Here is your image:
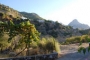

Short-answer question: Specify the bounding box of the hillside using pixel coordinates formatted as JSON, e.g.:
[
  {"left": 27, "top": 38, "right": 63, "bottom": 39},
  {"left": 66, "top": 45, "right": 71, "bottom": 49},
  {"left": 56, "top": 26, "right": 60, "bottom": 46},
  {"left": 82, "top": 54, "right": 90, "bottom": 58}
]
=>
[
  {"left": 68, "top": 19, "right": 90, "bottom": 30},
  {"left": 31, "top": 20, "right": 82, "bottom": 42},
  {"left": 0, "top": 3, "right": 22, "bottom": 18},
  {"left": 20, "top": 12, "right": 44, "bottom": 20}
]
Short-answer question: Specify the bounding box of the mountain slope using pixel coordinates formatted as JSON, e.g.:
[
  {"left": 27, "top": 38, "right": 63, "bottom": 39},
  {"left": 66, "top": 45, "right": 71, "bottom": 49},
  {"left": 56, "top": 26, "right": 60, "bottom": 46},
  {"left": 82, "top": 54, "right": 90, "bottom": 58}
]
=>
[
  {"left": 20, "top": 12, "right": 44, "bottom": 20},
  {"left": 31, "top": 20, "right": 82, "bottom": 42},
  {"left": 68, "top": 19, "right": 90, "bottom": 29},
  {"left": 0, "top": 4, "right": 22, "bottom": 18},
  {"left": 0, "top": 4, "right": 44, "bottom": 20}
]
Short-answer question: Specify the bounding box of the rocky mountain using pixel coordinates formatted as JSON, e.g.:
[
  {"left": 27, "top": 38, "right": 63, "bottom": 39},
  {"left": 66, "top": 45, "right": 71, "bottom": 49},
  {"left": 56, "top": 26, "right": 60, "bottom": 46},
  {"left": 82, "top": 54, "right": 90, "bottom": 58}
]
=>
[
  {"left": 20, "top": 12, "right": 44, "bottom": 20},
  {"left": 68, "top": 19, "right": 90, "bottom": 30}
]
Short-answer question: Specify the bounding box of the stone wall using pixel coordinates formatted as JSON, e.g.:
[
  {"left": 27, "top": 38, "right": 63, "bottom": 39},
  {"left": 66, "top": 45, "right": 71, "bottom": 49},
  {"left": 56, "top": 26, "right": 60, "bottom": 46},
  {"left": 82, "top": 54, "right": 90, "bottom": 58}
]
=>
[{"left": 0, "top": 53, "right": 58, "bottom": 60}]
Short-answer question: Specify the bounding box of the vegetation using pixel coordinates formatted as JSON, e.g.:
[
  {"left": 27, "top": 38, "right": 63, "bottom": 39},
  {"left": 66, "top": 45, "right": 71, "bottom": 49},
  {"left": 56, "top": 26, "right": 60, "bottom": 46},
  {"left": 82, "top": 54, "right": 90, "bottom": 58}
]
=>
[
  {"left": 78, "top": 37, "right": 90, "bottom": 54},
  {"left": 65, "top": 35, "right": 89, "bottom": 44},
  {"left": 0, "top": 4, "right": 22, "bottom": 18},
  {"left": 31, "top": 20, "right": 79, "bottom": 38},
  {"left": 38, "top": 37, "right": 60, "bottom": 54},
  {"left": 1, "top": 3, "right": 90, "bottom": 57},
  {"left": 63, "top": 34, "right": 90, "bottom": 54},
  {"left": 20, "top": 12, "right": 44, "bottom": 20},
  {"left": 0, "top": 33, "right": 11, "bottom": 53},
  {"left": 1, "top": 3, "right": 89, "bottom": 40},
  {"left": 0, "top": 15, "right": 60, "bottom": 57},
  {"left": 0, "top": 18, "right": 39, "bottom": 56}
]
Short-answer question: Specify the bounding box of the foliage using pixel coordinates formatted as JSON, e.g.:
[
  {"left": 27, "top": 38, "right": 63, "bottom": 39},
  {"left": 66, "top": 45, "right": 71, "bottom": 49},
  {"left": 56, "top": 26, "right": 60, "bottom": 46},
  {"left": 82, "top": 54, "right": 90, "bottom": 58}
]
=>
[
  {"left": 31, "top": 19, "right": 76, "bottom": 38},
  {"left": 0, "top": 33, "right": 11, "bottom": 52},
  {"left": 20, "top": 12, "right": 43, "bottom": 20},
  {"left": 78, "top": 35, "right": 90, "bottom": 54},
  {"left": 65, "top": 35, "right": 89, "bottom": 44},
  {"left": 0, "top": 14, "right": 62, "bottom": 56},
  {"left": 38, "top": 37, "right": 60, "bottom": 54},
  {"left": 0, "top": 19, "right": 40, "bottom": 56},
  {"left": 65, "top": 35, "right": 90, "bottom": 54}
]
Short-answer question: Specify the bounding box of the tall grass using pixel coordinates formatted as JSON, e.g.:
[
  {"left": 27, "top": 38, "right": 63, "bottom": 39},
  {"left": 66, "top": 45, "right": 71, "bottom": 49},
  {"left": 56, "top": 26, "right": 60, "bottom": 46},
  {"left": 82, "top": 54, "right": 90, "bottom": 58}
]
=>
[{"left": 38, "top": 37, "right": 60, "bottom": 54}]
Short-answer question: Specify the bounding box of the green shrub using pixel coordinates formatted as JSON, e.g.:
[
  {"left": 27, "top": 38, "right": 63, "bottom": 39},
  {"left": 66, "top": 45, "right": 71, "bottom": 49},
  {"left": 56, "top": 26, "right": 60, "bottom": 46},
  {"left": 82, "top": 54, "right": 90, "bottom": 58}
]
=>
[{"left": 65, "top": 35, "right": 89, "bottom": 44}]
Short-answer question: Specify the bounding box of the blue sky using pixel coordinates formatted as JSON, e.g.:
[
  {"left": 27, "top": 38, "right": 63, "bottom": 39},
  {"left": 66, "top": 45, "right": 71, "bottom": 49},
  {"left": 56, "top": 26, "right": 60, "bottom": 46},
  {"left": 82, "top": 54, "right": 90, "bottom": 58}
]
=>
[
  {"left": 0, "top": 0, "right": 90, "bottom": 26},
  {"left": 0, "top": 0, "right": 74, "bottom": 16}
]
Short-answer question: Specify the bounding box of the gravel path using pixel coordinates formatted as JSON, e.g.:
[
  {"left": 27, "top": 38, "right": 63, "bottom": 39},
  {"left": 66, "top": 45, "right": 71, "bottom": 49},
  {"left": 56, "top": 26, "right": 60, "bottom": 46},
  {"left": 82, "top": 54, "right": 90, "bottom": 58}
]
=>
[{"left": 57, "top": 43, "right": 90, "bottom": 60}]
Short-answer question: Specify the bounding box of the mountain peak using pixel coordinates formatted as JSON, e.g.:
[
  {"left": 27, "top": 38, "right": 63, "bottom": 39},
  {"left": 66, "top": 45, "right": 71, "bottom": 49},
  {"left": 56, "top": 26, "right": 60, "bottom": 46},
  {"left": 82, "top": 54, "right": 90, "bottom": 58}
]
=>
[
  {"left": 69, "top": 19, "right": 80, "bottom": 25},
  {"left": 72, "top": 19, "right": 79, "bottom": 23},
  {"left": 68, "top": 19, "right": 90, "bottom": 29}
]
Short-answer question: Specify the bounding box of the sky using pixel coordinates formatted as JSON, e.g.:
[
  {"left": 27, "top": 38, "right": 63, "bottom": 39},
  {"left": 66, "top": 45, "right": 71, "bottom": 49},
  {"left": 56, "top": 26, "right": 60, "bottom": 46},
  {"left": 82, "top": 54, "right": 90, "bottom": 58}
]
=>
[{"left": 0, "top": 0, "right": 90, "bottom": 26}]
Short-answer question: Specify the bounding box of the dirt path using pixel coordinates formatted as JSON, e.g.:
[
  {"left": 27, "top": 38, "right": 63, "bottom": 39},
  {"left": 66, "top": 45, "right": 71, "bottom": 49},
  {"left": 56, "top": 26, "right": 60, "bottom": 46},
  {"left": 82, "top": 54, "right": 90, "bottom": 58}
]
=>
[{"left": 57, "top": 43, "right": 90, "bottom": 60}]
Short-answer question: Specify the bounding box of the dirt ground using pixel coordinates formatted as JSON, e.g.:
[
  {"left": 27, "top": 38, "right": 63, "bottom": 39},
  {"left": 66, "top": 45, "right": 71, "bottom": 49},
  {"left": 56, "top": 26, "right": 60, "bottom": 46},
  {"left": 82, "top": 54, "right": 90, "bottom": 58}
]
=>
[{"left": 57, "top": 43, "right": 90, "bottom": 60}]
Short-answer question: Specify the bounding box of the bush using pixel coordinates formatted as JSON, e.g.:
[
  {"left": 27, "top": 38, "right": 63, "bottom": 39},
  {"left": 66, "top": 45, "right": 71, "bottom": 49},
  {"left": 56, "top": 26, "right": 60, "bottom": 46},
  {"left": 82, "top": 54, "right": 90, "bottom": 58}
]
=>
[
  {"left": 65, "top": 35, "right": 89, "bottom": 44},
  {"left": 38, "top": 37, "right": 60, "bottom": 54}
]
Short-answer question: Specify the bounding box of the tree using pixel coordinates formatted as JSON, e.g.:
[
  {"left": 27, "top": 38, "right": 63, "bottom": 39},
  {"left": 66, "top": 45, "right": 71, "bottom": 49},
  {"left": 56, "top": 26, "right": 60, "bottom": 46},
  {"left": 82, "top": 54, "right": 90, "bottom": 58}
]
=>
[
  {"left": 0, "top": 20, "right": 40, "bottom": 56},
  {"left": 8, "top": 20, "right": 40, "bottom": 56}
]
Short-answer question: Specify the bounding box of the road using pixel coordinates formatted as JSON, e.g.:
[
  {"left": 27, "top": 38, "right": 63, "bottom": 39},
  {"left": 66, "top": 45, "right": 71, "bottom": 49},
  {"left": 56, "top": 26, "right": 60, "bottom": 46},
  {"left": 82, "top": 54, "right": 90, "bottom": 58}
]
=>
[{"left": 57, "top": 43, "right": 90, "bottom": 60}]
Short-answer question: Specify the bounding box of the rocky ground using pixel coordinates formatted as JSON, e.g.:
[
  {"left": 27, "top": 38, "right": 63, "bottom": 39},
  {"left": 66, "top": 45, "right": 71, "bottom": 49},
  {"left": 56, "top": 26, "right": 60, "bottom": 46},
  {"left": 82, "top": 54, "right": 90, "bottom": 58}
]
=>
[{"left": 57, "top": 43, "right": 90, "bottom": 60}]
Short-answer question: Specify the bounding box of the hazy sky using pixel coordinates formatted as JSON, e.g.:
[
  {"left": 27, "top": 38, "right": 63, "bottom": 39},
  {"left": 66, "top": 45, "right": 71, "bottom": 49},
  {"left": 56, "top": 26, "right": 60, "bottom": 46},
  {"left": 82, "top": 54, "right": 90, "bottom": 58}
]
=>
[{"left": 0, "top": 0, "right": 90, "bottom": 26}]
